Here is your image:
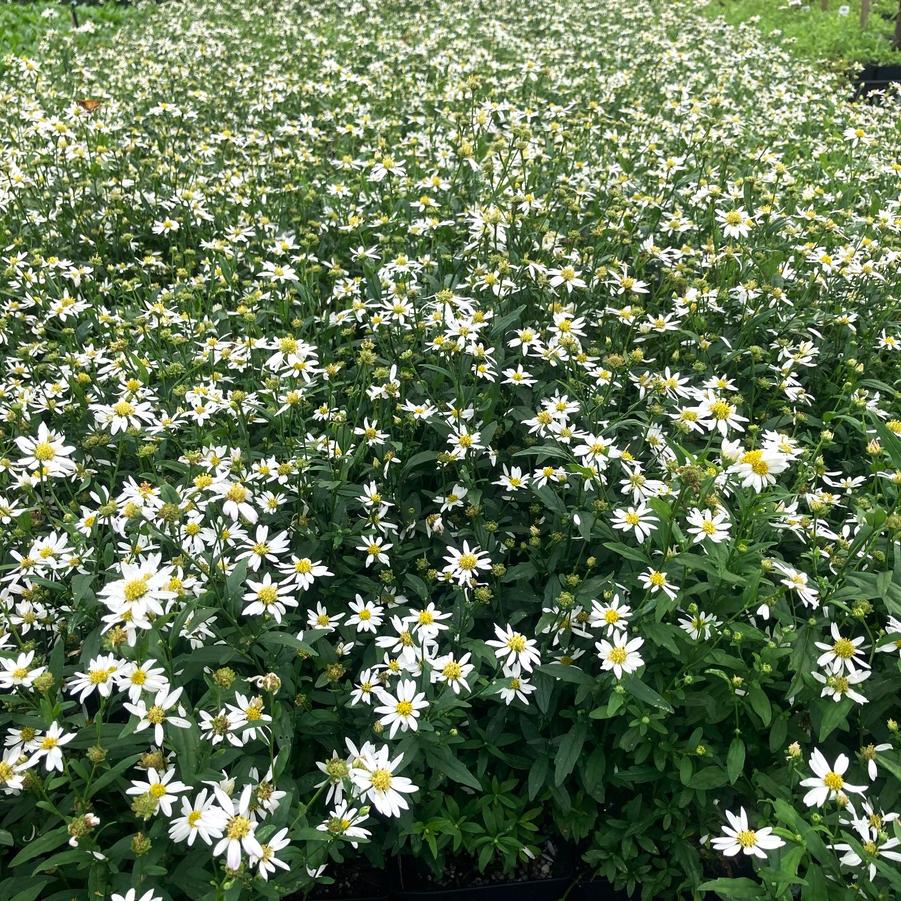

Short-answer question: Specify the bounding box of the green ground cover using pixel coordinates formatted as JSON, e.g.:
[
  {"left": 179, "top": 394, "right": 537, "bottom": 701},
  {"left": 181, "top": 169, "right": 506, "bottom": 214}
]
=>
[
  {"left": 0, "top": 1, "right": 143, "bottom": 57},
  {"left": 701, "top": 0, "right": 901, "bottom": 66}
]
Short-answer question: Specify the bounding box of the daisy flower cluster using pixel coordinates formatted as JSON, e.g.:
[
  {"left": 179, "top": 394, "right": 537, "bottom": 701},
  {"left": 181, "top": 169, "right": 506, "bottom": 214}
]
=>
[{"left": 0, "top": 0, "right": 899, "bottom": 898}]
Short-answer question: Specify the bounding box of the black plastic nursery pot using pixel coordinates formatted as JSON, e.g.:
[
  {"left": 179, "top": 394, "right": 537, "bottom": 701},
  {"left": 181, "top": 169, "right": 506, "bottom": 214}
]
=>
[
  {"left": 304, "top": 844, "right": 630, "bottom": 901},
  {"left": 305, "top": 863, "right": 392, "bottom": 901},
  {"left": 394, "top": 875, "right": 573, "bottom": 901},
  {"left": 307, "top": 874, "right": 629, "bottom": 901},
  {"left": 855, "top": 63, "right": 901, "bottom": 97}
]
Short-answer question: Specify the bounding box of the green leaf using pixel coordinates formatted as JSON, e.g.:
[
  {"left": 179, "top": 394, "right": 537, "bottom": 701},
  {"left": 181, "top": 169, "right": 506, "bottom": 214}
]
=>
[
  {"left": 621, "top": 674, "right": 674, "bottom": 713},
  {"left": 776, "top": 844, "right": 805, "bottom": 881},
  {"left": 528, "top": 755, "right": 548, "bottom": 800},
  {"left": 875, "top": 752, "right": 901, "bottom": 783},
  {"left": 582, "top": 746, "right": 606, "bottom": 800},
  {"left": 871, "top": 413, "right": 901, "bottom": 468},
  {"left": 502, "top": 561, "right": 537, "bottom": 583},
  {"left": 532, "top": 484, "right": 567, "bottom": 516},
  {"left": 33, "top": 849, "right": 89, "bottom": 873},
  {"left": 554, "top": 721, "right": 588, "bottom": 785},
  {"left": 817, "top": 699, "right": 852, "bottom": 742},
  {"left": 87, "top": 752, "right": 143, "bottom": 799},
  {"left": 699, "top": 877, "right": 765, "bottom": 899},
  {"left": 256, "top": 629, "right": 319, "bottom": 656},
  {"left": 168, "top": 720, "right": 199, "bottom": 779},
  {"left": 727, "top": 737, "right": 745, "bottom": 784},
  {"left": 602, "top": 541, "right": 648, "bottom": 565},
  {"left": 537, "top": 663, "right": 595, "bottom": 686},
  {"left": 9, "top": 880, "right": 53, "bottom": 901},
  {"left": 404, "top": 572, "right": 429, "bottom": 599},
  {"left": 8, "top": 827, "right": 69, "bottom": 868},
  {"left": 768, "top": 714, "right": 788, "bottom": 753},
  {"left": 675, "top": 552, "right": 746, "bottom": 586},
  {"left": 773, "top": 799, "right": 830, "bottom": 864},
  {"left": 403, "top": 450, "right": 440, "bottom": 473},
  {"left": 748, "top": 685, "right": 772, "bottom": 726},
  {"left": 691, "top": 766, "right": 729, "bottom": 790},
  {"left": 432, "top": 747, "right": 482, "bottom": 791},
  {"left": 513, "top": 445, "right": 571, "bottom": 462},
  {"left": 801, "top": 864, "right": 827, "bottom": 900},
  {"left": 642, "top": 621, "right": 682, "bottom": 654}
]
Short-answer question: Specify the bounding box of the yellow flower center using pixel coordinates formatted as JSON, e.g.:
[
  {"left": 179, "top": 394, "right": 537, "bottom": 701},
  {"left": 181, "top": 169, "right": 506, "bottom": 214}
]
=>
[
  {"left": 257, "top": 585, "right": 278, "bottom": 605},
  {"left": 226, "top": 815, "right": 251, "bottom": 840},
  {"left": 737, "top": 829, "right": 757, "bottom": 848},
  {"left": 396, "top": 700, "right": 414, "bottom": 717},
  {"left": 740, "top": 449, "right": 769, "bottom": 475},
  {"left": 832, "top": 638, "right": 855, "bottom": 659},
  {"left": 123, "top": 577, "right": 149, "bottom": 602},
  {"left": 442, "top": 661, "right": 463, "bottom": 680},
  {"left": 608, "top": 647, "right": 627, "bottom": 665},
  {"left": 507, "top": 634, "right": 526, "bottom": 653},
  {"left": 458, "top": 553, "right": 477, "bottom": 571},
  {"left": 226, "top": 484, "right": 248, "bottom": 503},
  {"left": 823, "top": 771, "right": 844, "bottom": 791},
  {"left": 370, "top": 769, "right": 392, "bottom": 791},
  {"left": 33, "top": 441, "right": 56, "bottom": 461}
]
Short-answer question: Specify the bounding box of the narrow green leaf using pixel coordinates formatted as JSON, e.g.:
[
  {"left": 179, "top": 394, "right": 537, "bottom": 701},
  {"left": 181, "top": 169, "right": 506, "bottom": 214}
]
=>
[
  {"left": 621, "top": 674, "right": 674, "bottom": 713},
  {"left": 817, "top": 699, "right": 852, "bottom": 742},
  {"left": 602, "top": 541, "right": 648, "bottom": 565},
  {"left": 698, "top": 877, "right": 765, "bottom": 899},
  {"left": 528, "top": 755, "right": 548, "bottom": 800},
  {"left": 432, "top": 747, "right": 482, "bottom": 791},
  {"left": 727, "top": 737, "right": 745, "bottom": 784},
  {"left": 748, "top": 685, "right": 772, "bottom": 726},
  {"left": 554, "top": 721, "right": 588, "bottom": 785},
  {"left": 8, "top": 827, "right": 69, "bottom": 868}
]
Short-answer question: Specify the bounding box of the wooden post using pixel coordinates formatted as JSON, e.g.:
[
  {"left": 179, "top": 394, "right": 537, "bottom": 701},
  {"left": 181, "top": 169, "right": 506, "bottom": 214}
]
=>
[
  {"left": 820, "top": 0, "right": 828, "bottom": 9},
  {"left": 860, "top": 0, "right": 871, "bottom": 29}
]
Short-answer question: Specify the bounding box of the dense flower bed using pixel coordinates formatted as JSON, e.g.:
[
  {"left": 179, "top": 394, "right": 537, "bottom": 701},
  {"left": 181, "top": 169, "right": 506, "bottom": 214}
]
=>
[{"left": 0, "top": 0, "right": 900, "bottom": 898}]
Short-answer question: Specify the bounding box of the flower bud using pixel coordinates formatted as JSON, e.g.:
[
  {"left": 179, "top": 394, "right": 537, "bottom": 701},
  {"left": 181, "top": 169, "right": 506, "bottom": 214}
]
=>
[{"left": 131, "top": 832, "right": 152, "bottom": 856}]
